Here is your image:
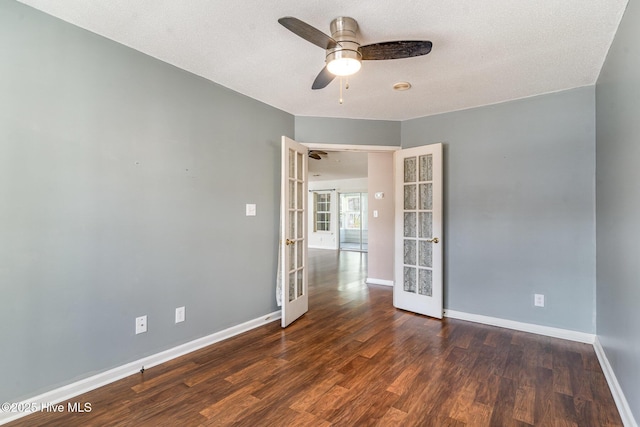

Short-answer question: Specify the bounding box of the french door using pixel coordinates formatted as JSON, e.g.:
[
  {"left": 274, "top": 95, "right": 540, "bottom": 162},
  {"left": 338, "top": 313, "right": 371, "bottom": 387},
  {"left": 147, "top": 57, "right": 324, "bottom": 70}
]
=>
[
  {"left": 339, "top": 192, "right": 368, "bottom": 252},
  {"left": 393, "top": 143, "right": 443, "bottom": 318},
  {"left": 280, "top": 136, "right": 309, "bottom": 327}
]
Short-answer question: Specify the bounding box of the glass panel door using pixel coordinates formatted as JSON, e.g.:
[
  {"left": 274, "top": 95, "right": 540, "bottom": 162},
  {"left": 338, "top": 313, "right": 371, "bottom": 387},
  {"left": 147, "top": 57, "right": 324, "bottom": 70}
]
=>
[
  {"left": 394, "top": 144, "right": 443, "bottom": 318},
  {"left": 339, "top": 193, "right": 368, "bottom": 252},
  {"left": 281, "top": 137, "right": 308, "bottom": 327}
]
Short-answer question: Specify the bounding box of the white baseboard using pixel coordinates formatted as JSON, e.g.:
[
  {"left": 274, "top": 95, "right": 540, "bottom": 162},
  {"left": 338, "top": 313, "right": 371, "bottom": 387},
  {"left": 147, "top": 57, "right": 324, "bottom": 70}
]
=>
[
  {"left": 443, "top": 309, "right": 596, "bottom": 344},
  {"left": 593, "top": 337, "right": 638, "bottom": 427},
  {"left": 366, "top": 278, "right": 394, "bottom": 287},
  {"left": 0, "top": 311, "right": 281, "bottom": 426}
]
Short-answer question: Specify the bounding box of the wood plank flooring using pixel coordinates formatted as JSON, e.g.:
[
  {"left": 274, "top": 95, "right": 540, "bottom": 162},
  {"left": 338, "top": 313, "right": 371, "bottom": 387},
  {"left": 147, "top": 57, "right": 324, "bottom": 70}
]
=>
[{"left": 9, "top": 249, "right": 622, "bottom": 426}]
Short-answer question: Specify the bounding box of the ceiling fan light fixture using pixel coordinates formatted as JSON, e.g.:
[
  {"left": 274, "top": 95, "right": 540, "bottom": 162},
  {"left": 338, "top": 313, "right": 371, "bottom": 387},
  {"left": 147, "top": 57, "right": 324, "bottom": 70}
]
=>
[
  {"left": 325, "top": 17, "right": 361, "bottom": 77},
  {"left": 326, "top": 51, "right": 362, "bottom": 76}
]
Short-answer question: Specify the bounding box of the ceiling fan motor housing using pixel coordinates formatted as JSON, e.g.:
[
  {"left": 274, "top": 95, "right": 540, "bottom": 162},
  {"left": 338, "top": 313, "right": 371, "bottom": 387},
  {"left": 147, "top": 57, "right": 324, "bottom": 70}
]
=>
[{"left": 326, "top": 17, "right": 362, "bottom": 73}]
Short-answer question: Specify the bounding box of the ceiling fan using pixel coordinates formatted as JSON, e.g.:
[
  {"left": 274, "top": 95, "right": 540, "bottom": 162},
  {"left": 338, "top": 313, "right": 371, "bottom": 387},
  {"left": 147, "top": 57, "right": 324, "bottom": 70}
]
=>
[
  {"left": 278, "top": 16, "right": 432, "bottom": 90},
  {"left": 308, "top": 150, "right": 327, "bottom": 160}
]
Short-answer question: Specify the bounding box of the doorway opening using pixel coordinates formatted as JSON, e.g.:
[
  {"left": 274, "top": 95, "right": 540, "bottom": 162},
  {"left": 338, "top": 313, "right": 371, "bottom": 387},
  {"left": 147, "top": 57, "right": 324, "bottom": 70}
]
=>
[
  {"left": 339, "top": 192, "right": 368, "bottom": 252},
  {"left": 303, "top": 143, "right": 398, "bottom": 306}
]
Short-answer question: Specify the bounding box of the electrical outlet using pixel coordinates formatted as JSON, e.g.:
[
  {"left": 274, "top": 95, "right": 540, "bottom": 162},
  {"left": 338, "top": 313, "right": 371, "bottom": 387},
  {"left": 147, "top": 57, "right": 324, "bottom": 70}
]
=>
[
  {"left": 175, "top": 306, "right": 185, "bottom": 324},
  {"left": 135, "top": 315, "right": 147, "bottom": 334},
  {"left": 534, "top": 294, "right": 545, "bottom": 307}
]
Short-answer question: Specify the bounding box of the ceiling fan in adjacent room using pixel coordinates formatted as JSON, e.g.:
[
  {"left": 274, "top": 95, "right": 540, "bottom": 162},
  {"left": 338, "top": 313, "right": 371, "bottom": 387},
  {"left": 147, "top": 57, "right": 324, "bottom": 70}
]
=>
[
  {"left": 308, "top": 150, "right": 328, "bottom": 160},
  {"left": 278, "top": 16, "right": 433, "bottom": 90}
]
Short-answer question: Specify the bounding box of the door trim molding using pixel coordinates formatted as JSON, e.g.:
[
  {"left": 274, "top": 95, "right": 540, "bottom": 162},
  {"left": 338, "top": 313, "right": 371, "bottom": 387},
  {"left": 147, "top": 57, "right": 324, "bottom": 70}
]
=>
[{"left": 301, "top": 143, "right": 400, "bottom": 153}]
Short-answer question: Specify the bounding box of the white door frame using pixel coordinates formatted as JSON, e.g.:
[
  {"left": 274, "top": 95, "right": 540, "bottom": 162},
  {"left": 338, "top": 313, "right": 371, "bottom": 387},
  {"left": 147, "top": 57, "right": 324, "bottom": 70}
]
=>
[{"left": 302, "top": 143, "right": 399, "bottom": 154}]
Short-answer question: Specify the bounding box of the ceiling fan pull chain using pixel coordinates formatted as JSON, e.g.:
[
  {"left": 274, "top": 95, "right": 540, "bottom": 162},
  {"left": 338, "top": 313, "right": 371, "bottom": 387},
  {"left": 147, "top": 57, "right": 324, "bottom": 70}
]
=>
[
  {"left": 345, "top": 77, "right": 350, "bottom": 90},
  {"left": 339, "top": 76, "right": 344, "bottom": 104}
]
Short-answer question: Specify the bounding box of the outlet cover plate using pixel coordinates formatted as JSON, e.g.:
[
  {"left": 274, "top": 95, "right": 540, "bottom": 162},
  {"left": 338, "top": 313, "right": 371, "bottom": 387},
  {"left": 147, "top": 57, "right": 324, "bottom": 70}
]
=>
[{"left": 135, "top": 315, "right": 147, "bottom": 334}]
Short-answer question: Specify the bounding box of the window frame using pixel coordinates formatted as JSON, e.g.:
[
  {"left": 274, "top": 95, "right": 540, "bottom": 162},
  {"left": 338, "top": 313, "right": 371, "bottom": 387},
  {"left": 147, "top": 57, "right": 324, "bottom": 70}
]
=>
[{"left": 313, "top": 191, "right": 332, "bottom": 233}]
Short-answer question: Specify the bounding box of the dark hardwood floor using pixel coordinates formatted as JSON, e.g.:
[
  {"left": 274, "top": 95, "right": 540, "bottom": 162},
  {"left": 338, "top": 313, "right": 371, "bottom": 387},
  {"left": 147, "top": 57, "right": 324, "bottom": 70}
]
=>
[{"left": 10, "top": 249, "right": 622, "bottom": 426}]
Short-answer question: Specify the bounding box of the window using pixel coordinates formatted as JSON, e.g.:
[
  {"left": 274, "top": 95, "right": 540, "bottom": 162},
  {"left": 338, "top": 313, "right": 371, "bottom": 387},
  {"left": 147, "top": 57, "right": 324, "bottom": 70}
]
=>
[{"left": 313, "top": 192, "right": 331, "bottom": 232}]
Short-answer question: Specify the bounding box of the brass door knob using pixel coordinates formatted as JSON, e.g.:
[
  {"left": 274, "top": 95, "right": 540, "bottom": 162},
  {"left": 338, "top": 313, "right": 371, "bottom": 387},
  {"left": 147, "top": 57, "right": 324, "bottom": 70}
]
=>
[
  {"left": 426, "top": 237, "right": 439, "bottom": 244},
  {"left": 286, "top": 239, "right": 295, "bottom": 246}
]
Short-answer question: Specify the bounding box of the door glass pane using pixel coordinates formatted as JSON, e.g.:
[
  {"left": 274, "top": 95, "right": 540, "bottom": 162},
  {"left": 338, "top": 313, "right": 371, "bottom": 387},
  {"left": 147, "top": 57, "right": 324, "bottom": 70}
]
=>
[
  {"left": 297, "top": 211, "right": 303, "bottom": 239},
  {"left": 418, "top": 212, "right": 433, "bottom": 238},
  {"left": 289, "top": 211, "right": 295, "bottom": 239},
  {"left": 419, "top": 154, "right": 433, "bottom": 181},
  {"left": 403, "top": 266, "right": 416, "bottom": 293},
  {"left": 289, "top": 181, "right": 295, "bottom": 209},
  {"left": 296, "top": 182, "right": 303, "bottom": 209},
  {"left": 404, "top": 239, "right": 416, "bottom": 265},
  {"left": 404, "top": 212, "right": 416, "bottom": 237},
  {"left": 297, "top": 241, "right": 303, "bottom": 269},
  {"left": 289, "top": 243, "right": 295, "bottom": 271},
  {"left": 418, "top": 269, "right": 433, "bottom": 296},
  {"left": 297, "top": 152, "right": 303, "bottom": 180},
  {"left": 404, "top": 157, "right": 417, "bottom": 183},
  {"left": 419, "top": 183, "right": 433, "bottom": 210},
  {"left": 289, "top": 149, "right": 295, "bottom": 178},
  {"left": 289, "top": 272, "right": 296, "bottom": 301},
  {"left": 404, "top": 185, "right": 416, "bottom": 210},
  {"left": 297, "top": 270, "right": 303, "bottom": 297},
  {"left": 419, "top": 241, "right": 433, "bottom": 268}
]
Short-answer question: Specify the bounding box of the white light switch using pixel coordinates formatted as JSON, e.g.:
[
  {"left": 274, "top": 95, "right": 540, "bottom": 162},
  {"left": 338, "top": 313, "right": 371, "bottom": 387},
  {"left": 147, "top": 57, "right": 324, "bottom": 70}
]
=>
[
  {"left": 373, "top": 210, "right": 379, "bottom": 218},
  {"left": 246, "top": 204, "right": 256, "bottom": 216},
  {"left": 175, "top": 306, "right": 185, "bottom": 323}
]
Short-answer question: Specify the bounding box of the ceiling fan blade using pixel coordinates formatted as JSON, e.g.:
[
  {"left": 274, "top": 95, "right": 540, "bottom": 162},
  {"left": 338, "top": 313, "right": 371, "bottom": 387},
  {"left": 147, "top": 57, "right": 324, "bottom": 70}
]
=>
[
  {"left": 360, "top": 40, "right": 433, "bottom": 60},
  {"left": 278, "top": 17, "right": 337, "bottom": 50},
  {"left": 309, "top": 152, "right": 322, "bottom": 160},
  {"left": 311, "top": 150, "right": 328, "bottom": 156},
  {"left": 312, "top": 66, "right": 336, "bottom": 90}
]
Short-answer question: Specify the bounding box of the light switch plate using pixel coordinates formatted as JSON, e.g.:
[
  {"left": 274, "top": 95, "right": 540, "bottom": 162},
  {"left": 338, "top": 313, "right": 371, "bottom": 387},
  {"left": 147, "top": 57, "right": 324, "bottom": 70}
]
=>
[
  {"left": 175, "top": 306, "right": 185, "bottom": 323},
  {"left": 246, "top": 204, "right": 256, "bottom": 216}
]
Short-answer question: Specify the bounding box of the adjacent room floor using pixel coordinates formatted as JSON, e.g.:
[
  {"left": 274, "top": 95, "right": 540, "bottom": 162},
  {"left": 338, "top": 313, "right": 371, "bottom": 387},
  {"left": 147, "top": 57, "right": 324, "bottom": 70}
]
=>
[{"left": 9, "top": 249, "right": 622, "bottom": 426}]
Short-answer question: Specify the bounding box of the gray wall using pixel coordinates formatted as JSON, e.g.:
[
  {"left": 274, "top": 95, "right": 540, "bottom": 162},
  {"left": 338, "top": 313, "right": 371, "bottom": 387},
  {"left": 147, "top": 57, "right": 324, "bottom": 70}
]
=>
[
  {"left": 596, "top": 0, "right": 640, "bottom": 421},
  {"left": 402, "top": 87, "right": 597, "bottom": 333},
  {"left": 0, "top": 2, "right": 293, "bottom": 402},
  {"left": 295, "top": 116, "right": 400, "bottom": 146}
]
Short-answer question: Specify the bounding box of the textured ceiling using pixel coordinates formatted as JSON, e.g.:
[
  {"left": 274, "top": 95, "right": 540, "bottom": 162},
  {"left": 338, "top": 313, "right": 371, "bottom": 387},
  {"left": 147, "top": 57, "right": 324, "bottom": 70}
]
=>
[
  {"left": 17, "top": 0, "right": 628, "bottom": 120},
  {"left": 308, "top": 151, "right": 368, "bottom": 182}
]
